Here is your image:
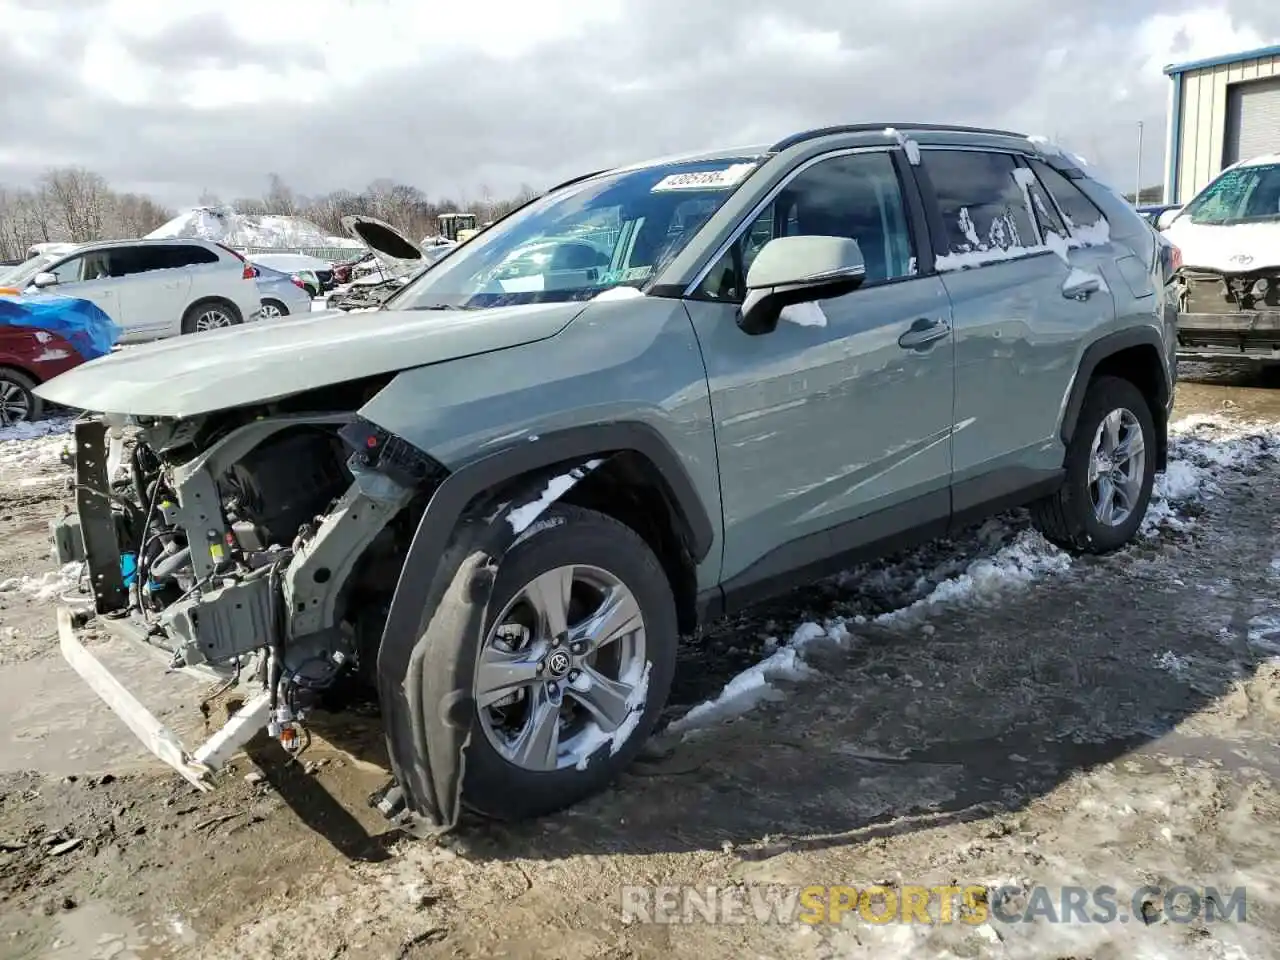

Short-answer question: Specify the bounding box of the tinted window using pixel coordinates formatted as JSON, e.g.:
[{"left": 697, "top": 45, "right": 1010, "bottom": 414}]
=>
[
  {"left": 1027, "top": 159, "right": 1106, "bottom": 233},
  {"left": 1019, "top": 168, "right": 1067, "bottom": 238},
  {"left": 115, "top": 244, "right": 219, "bottom": 275},
  {"left": 695, "top": 151, "right": 916, "bottom": 302},
  {"left": 925, "top": 150, "right": 1036, "bottom": 254}
]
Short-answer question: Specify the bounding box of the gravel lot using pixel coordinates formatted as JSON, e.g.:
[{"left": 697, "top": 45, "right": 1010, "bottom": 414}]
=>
[{"left": 0, "top": 361, "right": 1277, "bottom": 960}]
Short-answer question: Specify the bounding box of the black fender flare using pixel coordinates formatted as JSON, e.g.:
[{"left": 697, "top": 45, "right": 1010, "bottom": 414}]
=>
[
  {"left": 374, "top": 422, "right": 714, "bottom": 829},
  {"left": 1060, "top": 326, "right": 1171, "bottom": 448}
]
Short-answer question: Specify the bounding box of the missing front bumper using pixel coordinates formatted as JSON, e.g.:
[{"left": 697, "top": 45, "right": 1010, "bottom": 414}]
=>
[{"left": 55, "top": 605, "right": 272, "bottom": 790}]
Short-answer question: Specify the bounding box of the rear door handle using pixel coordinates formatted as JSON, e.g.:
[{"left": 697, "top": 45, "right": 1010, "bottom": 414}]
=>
[{"left": 898, "top": 317, "right": 950, "bottom": 350}]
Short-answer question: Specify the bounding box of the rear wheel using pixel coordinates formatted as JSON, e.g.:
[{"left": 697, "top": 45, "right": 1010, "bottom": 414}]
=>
[
  {"left": 1031, "top": 375, "right": 1156, "bottom": 553},
  {"left": 181, "top": 300, "right": 242, "bottom": 335},
  {"left": 0, "top": 369, "right": 41, "bottom": 426},
  {"left": 259, "top": 298, "right": 289, "bottom": 319},
  {"left": 460, "top": 505, "right": 677, "bottom": 820}
]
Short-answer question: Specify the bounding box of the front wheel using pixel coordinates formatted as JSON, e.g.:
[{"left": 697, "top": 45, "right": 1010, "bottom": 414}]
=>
[
  {"left": 0, "top": 369, "right": 41, "bottom": 426},
  {"left": 460, "top": 504, "right": 677, "bottom": 820},
  {"left": 1031, "top": 375, "right": 1156, "bottom": 553}
]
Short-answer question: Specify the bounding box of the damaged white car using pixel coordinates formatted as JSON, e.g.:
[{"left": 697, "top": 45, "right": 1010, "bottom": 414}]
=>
[{"left": 1161, "top": 153, "right": 1280, "bottom": 361}]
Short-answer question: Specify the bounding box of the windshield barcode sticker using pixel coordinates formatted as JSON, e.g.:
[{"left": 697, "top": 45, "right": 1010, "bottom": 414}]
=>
[{"left": 651, "top": 164, "right": 756, "bottom": 192}]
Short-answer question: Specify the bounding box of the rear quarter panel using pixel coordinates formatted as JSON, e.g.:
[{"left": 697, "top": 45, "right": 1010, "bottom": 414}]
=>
[{"left": 358, "top": 296, "right": 724, "bottom": 588}]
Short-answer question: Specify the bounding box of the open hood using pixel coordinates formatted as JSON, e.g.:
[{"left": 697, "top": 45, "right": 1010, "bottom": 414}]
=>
[
  {"left": 33, "top": 302, "right": 586, "bottom": 419},
  {"left": 342, "top": 215, "right": 423, "bottom": 267}
]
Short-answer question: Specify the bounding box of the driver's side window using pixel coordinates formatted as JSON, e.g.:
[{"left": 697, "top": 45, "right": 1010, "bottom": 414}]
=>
[
  {"left": 50, "top": 256, "right": 84, "bottom": 284},
  {"left": 693, "top": 150, "right": 917, "bottom": 302}
]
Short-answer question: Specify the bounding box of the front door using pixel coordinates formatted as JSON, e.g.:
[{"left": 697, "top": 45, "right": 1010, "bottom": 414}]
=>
[
  {"left": 684, "top": 148, "right": 955, "bottom": 590},
  {"left": 40, "top": 251, "right": 123, "bottom": 335}
]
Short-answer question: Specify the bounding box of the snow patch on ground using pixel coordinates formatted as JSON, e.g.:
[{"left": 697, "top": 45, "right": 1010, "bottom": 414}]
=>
[
  {"left": 0, "top": 417, "right": 73, "bottom": 478},
  {"left": 0, "top": 562, "right": 85, "bottom": 603}
]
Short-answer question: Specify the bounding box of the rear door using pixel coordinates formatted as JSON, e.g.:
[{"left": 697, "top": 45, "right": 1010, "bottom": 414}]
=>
[
  {"left": 111, "top": 245, "right": 197, "bottom": 339},
  {"left": 916, "top": 147, "right": 1117, "bottom": 521}
]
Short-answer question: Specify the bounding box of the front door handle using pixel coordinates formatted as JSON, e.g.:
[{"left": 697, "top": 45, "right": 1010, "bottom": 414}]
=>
[
  {"left": 1062, "top": 273, "right": 1101, "bottom": 300},
  {"left": 898, "top": 317, "right": 950, "bottom": 350}
]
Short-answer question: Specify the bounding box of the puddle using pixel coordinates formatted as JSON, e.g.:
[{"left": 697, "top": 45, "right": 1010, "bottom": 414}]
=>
[
  {"left": 0, "top": 637, "right": 209, "bottom": 776},
  {"left": 47, "top": 900, "right": 195, "bottom": 959}
]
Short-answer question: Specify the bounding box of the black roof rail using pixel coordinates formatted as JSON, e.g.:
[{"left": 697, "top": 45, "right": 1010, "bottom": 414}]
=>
[
  {"left": 769, "top": 123, "right": 1029, "bottom": 153},
  {"left": 545, "top": 168, "right": 612, "bottom": 194}
]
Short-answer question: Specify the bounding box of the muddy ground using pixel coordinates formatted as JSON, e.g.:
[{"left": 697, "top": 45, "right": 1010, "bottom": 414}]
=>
[{"left": 0, "top": 362, "right": 1278, "bottom": 959}]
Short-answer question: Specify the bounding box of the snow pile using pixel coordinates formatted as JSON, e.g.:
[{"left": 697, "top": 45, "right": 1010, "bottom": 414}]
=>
[
  {"left": 670, "top": 413, "right": 1280, "bottom": 736},
  {"left": 146, "top": 207, "right": 362, "bottom": 251},
  {"left": 0, "top": 562, "right": 85, "bottom": 603},
  {"left": 1142, "top": 414, "right": 1280, "bottom": 534}
]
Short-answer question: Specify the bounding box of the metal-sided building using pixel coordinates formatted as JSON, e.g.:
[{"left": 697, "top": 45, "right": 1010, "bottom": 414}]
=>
[{"left": 1164, "top": 44, "right": 1280, "bottom": 204}]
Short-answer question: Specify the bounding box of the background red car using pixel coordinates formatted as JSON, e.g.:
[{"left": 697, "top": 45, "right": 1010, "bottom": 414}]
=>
[{"left": 0, "top": 325, "right": 85, "bottom": 426}]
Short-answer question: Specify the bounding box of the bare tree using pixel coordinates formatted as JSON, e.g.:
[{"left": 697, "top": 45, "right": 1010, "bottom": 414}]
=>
[
  {"left": 264, "top": 173, "right": 297, "bottom": 215},
  {"left": 41, "top": 167, "right": 113, "bottom": 242}
]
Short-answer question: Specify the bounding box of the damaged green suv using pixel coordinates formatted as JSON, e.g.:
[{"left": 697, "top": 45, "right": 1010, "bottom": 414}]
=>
[{"left": 39, "top": 123, "right": 1178, "bottom": 833}]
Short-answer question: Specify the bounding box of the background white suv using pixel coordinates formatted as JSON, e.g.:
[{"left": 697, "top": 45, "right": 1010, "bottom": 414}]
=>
[{"left": 4, "top": 238, "right": 263, "bottom": 343}]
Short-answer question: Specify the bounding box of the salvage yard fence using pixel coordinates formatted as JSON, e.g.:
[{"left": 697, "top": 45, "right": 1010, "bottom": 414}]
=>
[{"left": 236, "top": 245, "right": 367, "bottom": 263}]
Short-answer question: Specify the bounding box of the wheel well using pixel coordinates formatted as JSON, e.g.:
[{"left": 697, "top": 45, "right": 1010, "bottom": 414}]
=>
[
  {"left": 1087, "top": 344, "right": 1168, "bottom": 467},
  {"left": 557, "top": 451, "right": 700, "bottom": 635},
  {"left": 0, "top": 363, "right": 37, "bottom": 385},
  {"left": 184, "top": 296, "right": 242, "bottom": 322}
]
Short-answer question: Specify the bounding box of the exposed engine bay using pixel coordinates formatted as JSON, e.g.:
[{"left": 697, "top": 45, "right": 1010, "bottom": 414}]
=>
[
  {"left": 52, "top": 379, "right": 445, "bottom": 756},
  {"left": 1175, "top": 266, "right": 1280, "bottom": 355}
]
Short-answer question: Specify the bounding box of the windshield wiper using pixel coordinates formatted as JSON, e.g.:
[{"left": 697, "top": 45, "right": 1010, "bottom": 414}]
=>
[{"left": 410, "top": 303, "right": 461, "bottom": 311}]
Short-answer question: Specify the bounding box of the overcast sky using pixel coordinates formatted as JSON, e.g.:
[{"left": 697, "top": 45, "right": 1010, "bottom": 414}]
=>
[{"left": 2, "top": 0, "right": 1278, "bottom": 208}]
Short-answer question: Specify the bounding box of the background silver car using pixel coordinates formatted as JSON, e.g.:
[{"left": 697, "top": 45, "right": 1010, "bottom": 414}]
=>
[{"left": 252, "top": 262, "right": 314, "bottom": 318}]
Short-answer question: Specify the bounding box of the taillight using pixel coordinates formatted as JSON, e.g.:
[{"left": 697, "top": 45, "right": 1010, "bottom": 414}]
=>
[
  {"left": 291, "top": 276, "right": 306, "bottom": 290},
  {"left": 1170, "top": 244, "right": 1183, "bottom": 272},
  {"left": 214, "top": 242, "right": 256, "bottom": 280}
]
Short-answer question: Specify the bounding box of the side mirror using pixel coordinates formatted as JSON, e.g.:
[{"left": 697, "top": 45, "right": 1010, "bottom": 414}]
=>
[
  {"left": 738, "top": 235, "right": 866, "bottom": 335},
  {"left": 32, "top": 271, "right": 58, "bottom": 289},
  {"left": 1156, "top": 207, "right": 1182, "bottom": 231}
]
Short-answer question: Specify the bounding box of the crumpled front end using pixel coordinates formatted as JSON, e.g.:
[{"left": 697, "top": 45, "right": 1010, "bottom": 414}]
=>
[
  {"left": 1175, "top": 265, "right": 1280, "bottom": 359},
  {"left": 49, "top": 394, "right": 605, "bottom": 833}
]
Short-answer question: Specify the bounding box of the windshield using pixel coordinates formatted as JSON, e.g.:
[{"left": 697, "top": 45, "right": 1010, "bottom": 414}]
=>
[
  {"left": 1182, "top": 162, "right": 1280, "bottom": 225},
  {"left": 389, "top": 156, "right": 762, "bottom": 310},
  {"left": 0, "top": 255, "right": 59, "bottom": 287}
]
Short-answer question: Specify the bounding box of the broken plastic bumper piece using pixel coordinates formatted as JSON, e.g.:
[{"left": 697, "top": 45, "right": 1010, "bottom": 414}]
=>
[{"left": 55, "top": 605, "right": 272, "bottom": 791}]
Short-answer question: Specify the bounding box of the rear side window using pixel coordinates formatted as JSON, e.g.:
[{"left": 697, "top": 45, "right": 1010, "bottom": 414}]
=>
[
  {"left": 113, "top": 244, "right": 220, "bottom": 276},
  {"left": 924, "top": 150, "right": 1036, "bottom": 255},
  {"left": 1026, "top": 159, "right": 1107, "bottom": 235}
]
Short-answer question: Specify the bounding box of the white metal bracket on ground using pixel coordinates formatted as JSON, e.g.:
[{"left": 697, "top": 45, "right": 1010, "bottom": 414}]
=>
[{"left": 57, "top": 605, "right": 271, "bottom": 790}]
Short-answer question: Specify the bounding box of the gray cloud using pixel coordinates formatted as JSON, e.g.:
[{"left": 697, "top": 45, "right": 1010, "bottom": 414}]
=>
[
  {"left": 119, "top": 11, "right": 325, "bottom": 72},
  {"left": 0, "top": 0, "right": 1276, "bottom": 206}
]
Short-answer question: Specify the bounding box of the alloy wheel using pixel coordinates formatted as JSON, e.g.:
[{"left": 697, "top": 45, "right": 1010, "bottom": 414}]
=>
[
  {"left": 0, "top": 377, "right": 32, "bottom": 426},
  {"left": 1088, "top": 407, "right": 1145, "bottom": 527},
  {"left": 475, "top": 564, "right": 648, "bottom": 772},
  {"left": 194, "top": 308, "right": 235, "bottom": 331}
]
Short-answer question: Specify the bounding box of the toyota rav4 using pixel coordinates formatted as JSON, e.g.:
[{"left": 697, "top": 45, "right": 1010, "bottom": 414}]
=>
[{"left": 37, "top": 123, "right": 1178, "bottom": 834}]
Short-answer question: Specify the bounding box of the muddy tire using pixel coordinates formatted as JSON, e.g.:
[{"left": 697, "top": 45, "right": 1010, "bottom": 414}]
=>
[
  {"left": 0, "top": 368, "right": 42, "bottom": 426},
  {"left": 180, "top": 299, "right": 242, "bottom": 335},
  {"left": 461, "top": 504, "right": 677, "bottom": 821},
  {"left": 1031, "top": 375, "right": 1156, "bottom": 553}
]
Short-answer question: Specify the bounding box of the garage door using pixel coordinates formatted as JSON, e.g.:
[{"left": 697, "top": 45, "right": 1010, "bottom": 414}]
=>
[{"left": 1223, "top": 76, "right": 1280, "bottom": 166}]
